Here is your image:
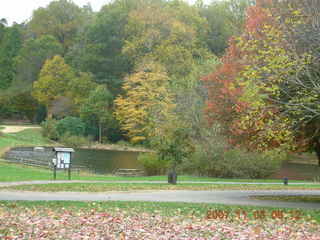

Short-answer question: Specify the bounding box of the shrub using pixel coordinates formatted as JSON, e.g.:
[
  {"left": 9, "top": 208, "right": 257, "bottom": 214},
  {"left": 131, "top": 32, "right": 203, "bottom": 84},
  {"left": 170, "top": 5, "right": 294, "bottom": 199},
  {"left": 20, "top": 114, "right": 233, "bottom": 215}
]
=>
[
  {"left": 56, "top": 117, "right": 86, "bottom": 137},
  {"left": 138, "top": 153, "right": 169, "bottom": 176},
  {"left": 41, "top": 119, "right": 59, "bottom": 140},
  {"left": 59, "top": 133, "right": 91, "bottom": 148},
  {"left": 183, "top": 146, "right": 285, "bottom": 179},
  {"left": 220, "top": 149, "right": 285, "bottom": 178},
  {"left": 35, "top": 105, "right": 47, "bottom": 124}
]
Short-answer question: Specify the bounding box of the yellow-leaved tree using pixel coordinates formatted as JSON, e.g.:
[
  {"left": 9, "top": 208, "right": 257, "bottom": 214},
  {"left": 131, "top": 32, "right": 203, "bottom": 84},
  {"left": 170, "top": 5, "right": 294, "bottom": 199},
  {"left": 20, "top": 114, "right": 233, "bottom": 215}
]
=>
[
  {"left": 114, "top": 62, "right": 175, "bottom": 143},
  {"left": 32, "top": 55, "right": 75, "bottom": 119}
]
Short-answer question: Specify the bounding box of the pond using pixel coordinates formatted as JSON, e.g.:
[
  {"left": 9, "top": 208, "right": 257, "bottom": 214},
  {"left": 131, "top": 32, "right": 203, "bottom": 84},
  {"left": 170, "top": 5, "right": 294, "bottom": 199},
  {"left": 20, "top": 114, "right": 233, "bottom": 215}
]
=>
[
  {"left": 4, "top": 147, "right": 142, "bottom": 174},
  {"left": 74, "top": 148, "right": 142, "bottom": 174}
]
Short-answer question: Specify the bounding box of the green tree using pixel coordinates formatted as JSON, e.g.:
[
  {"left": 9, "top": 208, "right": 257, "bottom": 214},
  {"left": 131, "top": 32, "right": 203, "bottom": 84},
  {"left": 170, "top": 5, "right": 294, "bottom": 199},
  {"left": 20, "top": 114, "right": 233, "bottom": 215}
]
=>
[
  {"left": 68, "top": 0, "right": 137, "bottom": 94},
  {"left": 32, "top": 55, "right": 75, "bottom": 119},
  {"left": 200, "top": 0, "right": 254, "bottom": 55},
  {"left": 15, "top": 35, "right": 64, "bottom": 88},
  {"left": 67, "top": 72, "right": 97, "bottom": 110},
  {"left": 0, "top": 24, "right": 22, "bottom": 89},
  {"left": 80, "top": 85, "right": 113, "bottom": 143},
  {"left": 0, "top": 18, "right": 7, "bottom": 42},
  {"left": 28, "top": 0, "right": 86, "bottom": 52}
]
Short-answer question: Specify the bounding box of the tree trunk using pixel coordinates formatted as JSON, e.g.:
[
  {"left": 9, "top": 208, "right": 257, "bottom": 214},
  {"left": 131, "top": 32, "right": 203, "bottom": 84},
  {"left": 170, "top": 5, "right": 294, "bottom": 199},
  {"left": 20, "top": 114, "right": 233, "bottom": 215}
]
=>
[
  {"left": 314, "top": 139, "right": 320, "bottom": 166},
  {"left": 99, "top": 122, "right": 102, "bottom": 143},
  {"left": 168, "top": 162, "right": 177, "bottom": 184},
  {"left": 47, "top": 106, "right": 53, "bottom": 119}
]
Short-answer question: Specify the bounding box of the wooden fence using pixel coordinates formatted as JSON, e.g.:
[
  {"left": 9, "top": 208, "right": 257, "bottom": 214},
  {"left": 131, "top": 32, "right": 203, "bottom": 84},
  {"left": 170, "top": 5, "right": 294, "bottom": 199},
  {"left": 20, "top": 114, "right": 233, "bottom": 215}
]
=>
[{"left": 0, "top": 158, "right": 88, "bottom": 173}]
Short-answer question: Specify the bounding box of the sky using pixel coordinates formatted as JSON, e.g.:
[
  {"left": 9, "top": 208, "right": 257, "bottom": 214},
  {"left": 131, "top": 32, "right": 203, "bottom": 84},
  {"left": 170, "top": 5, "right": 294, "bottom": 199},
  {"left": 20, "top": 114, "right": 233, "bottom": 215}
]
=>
[
  {"left": 1, "top": 0, "right": 111, "bottom": 25},
  {"left": 0, "top": 0, "right": 202, "bottom": 25}
]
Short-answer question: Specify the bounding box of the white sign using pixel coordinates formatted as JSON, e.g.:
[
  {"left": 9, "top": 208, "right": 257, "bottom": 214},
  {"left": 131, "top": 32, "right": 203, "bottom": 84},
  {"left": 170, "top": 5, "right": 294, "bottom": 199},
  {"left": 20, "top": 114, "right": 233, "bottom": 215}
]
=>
[{"left": 56, "top": 152, "right": 71, "bottom": 169}]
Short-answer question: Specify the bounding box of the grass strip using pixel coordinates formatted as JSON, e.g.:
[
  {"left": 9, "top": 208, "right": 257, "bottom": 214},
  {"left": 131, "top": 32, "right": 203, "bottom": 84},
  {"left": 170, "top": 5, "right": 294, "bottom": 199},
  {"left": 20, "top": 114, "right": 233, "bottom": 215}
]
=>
[
  {"left": 0, "top": 162, "right": 315, "bottom": 183},
  {"left": 253, "top": 195, "right": 320, "bottom": 203},
  {"left": 1, "top": 182, "right": 320, "bottom": 192}
]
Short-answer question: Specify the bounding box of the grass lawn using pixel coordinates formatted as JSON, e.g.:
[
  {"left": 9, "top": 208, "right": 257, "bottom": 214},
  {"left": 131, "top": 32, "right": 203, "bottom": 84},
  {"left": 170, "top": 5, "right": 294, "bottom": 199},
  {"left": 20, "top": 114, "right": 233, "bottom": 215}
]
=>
[
  {"left": 0, "top": 161, "right": 317, "bottom": 184},
  {"left": 0, "top": 128, "right": 50, "bottom": 147},
  {"left": 0, "top": 201, "right": 319, "bottom": 239},
  {"left": 252, "top": 195, "right": 320, "bottom": 203},
  {"left": 2, "top": 182, "right": 320, "bottom": 192}
]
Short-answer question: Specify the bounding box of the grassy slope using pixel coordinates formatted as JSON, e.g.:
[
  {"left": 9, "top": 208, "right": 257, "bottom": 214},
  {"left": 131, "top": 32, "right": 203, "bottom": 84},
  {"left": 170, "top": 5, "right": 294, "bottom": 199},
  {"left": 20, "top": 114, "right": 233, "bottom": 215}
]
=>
[{"left": 0, "top": 128, "right": 52, "bottom": 154}]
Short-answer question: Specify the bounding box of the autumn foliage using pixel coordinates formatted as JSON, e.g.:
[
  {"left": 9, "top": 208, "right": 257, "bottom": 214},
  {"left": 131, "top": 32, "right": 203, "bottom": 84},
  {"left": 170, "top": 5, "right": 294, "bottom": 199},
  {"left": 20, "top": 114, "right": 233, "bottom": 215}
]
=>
[
  {"left": 202, "top": 39, "right": 245, "bottom": 137},
  {"left": 203, "top": 1, "right": 299, "bottom": 151}
]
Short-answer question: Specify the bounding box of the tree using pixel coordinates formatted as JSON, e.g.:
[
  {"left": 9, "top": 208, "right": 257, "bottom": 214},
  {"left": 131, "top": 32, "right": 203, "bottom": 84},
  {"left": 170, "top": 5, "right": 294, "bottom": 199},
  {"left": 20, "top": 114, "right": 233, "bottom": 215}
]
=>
[
  {"left": 200, "top": 0, "right": 254, "bottom": 55},
  {"left": 28, "top": 0, "right": 86, "bottom": 52},
  {"left": 151, "top": 119, "right": 194, "bottom": 183},
  {"left": 0, "top": 18, "right": 7, "bottom": 42},
  {"left": 32, "top": 55, "right": 75, "bottom": 119},
  {"left": 203, "top": 0, "right": 300, "bottom": 151},
  {"left": 123, "top": 0, "right": 210, "bottom": 79},
  {"left": 67, "top": 72, "right": 97, "bottom": 109},
  {"left": 203, "top": 38, "right": 245, "bottom": 143},
  {"left": 8, "top": 92, "right": 38, "bottom": 122},
  {"left": 80, "top": 85, "right": 113, "bottom": 143},
  {"left": 0, "top": 24, "right": 22, "bottom": 89},
  {"left": 15, "top": 35, "right": 64, "bottom": 88},
  {"left": 114, "top": 62, "right": 175, "bottom": 143},
  {"left": 269, "top": 0, "right": 320, "bottom": 164},
  {"left": 68, "top": 0, "right": 135, "bottom": 94}
]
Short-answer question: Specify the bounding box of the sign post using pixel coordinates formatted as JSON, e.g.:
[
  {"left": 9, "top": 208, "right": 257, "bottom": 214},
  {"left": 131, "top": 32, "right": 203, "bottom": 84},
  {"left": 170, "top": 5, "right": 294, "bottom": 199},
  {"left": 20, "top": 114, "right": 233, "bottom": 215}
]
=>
[{"left": 53, "top": 159, "right": 57, "bottom": 180}]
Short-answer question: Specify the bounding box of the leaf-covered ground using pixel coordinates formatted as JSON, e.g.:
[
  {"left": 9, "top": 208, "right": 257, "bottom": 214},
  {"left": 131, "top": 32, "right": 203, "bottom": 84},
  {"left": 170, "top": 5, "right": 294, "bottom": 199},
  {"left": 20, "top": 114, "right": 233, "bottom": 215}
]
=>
[{"left": 0, "top": 205, "right": 319, "bottom": 240}]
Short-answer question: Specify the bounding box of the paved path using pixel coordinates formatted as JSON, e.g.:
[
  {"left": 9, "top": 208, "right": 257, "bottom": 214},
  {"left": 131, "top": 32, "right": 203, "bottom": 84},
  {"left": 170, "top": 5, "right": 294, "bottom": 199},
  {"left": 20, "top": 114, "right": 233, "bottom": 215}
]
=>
[
  {"left": 0, "top": 125, "right": 40, "bottom": 134},
  {"left": 0, "top": 180, "right": 318, "bottom": 187},
  {"left": 0, "top": 181, "right": 319, "bottom": 209}
]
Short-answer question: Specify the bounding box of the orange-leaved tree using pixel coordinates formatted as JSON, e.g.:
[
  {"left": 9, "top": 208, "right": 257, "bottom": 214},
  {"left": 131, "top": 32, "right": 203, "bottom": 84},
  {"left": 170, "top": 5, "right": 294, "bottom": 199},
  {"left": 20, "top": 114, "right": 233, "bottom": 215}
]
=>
[{"left": 203, "top": 0, "right": 306, "bottom": 151}]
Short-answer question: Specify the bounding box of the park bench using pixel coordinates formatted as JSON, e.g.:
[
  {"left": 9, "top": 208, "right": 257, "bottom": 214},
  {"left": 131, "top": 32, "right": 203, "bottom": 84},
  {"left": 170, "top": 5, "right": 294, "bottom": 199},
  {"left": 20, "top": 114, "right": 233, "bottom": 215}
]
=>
[{"left": 113, "top": 168, "right": 145, "bottom": 177}]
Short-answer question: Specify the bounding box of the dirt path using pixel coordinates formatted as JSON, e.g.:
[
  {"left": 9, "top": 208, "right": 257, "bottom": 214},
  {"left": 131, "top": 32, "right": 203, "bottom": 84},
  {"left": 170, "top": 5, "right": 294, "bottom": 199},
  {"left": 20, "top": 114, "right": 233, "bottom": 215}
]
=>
[{"left": 0, "top": 125, "right": 40, "bottom": 134}]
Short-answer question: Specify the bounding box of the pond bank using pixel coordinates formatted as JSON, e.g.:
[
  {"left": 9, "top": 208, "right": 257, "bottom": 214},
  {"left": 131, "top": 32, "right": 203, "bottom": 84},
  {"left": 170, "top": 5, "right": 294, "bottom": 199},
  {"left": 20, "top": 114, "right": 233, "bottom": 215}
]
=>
[{"left": 81, "top": 143, "right": 154, "bottom": 153}]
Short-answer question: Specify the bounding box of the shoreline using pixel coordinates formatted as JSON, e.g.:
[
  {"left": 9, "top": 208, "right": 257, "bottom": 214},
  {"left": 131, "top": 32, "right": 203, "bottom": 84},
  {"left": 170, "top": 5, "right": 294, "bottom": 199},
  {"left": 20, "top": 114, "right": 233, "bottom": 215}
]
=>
[{"left": 80, "top": 143, "right": 154, "bottom": 153}]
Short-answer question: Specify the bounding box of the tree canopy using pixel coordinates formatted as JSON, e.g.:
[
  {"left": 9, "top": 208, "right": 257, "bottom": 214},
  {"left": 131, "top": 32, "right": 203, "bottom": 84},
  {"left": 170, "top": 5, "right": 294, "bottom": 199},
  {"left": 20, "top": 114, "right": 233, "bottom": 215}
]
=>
[{"left": 2, "top": 0, "right": 320, "bottom": 170}]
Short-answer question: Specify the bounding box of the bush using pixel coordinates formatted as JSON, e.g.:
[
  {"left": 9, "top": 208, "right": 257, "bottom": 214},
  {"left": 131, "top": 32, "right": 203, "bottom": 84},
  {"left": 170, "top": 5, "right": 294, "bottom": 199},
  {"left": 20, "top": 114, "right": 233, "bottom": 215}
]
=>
[
  {"left": 138, "top": 153, "right": 169, "bottom": 176},
  {"left": 116, "top": 140, "right": 132, "bottom": 147},
  {"left": 41, "top": 119, "right": 59, "bottom": 140},
  {"left": 221, "top": 149, "right": 285, "bottom": 178},
  {"left": 183, "top": 146, "right": 285, "bottom": 179},
  {"left": 56, "top": 117, "right": 86, "bottom": 137},
  {"left": 59, "top": 133, "right": 91, "bottom": 148}
]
